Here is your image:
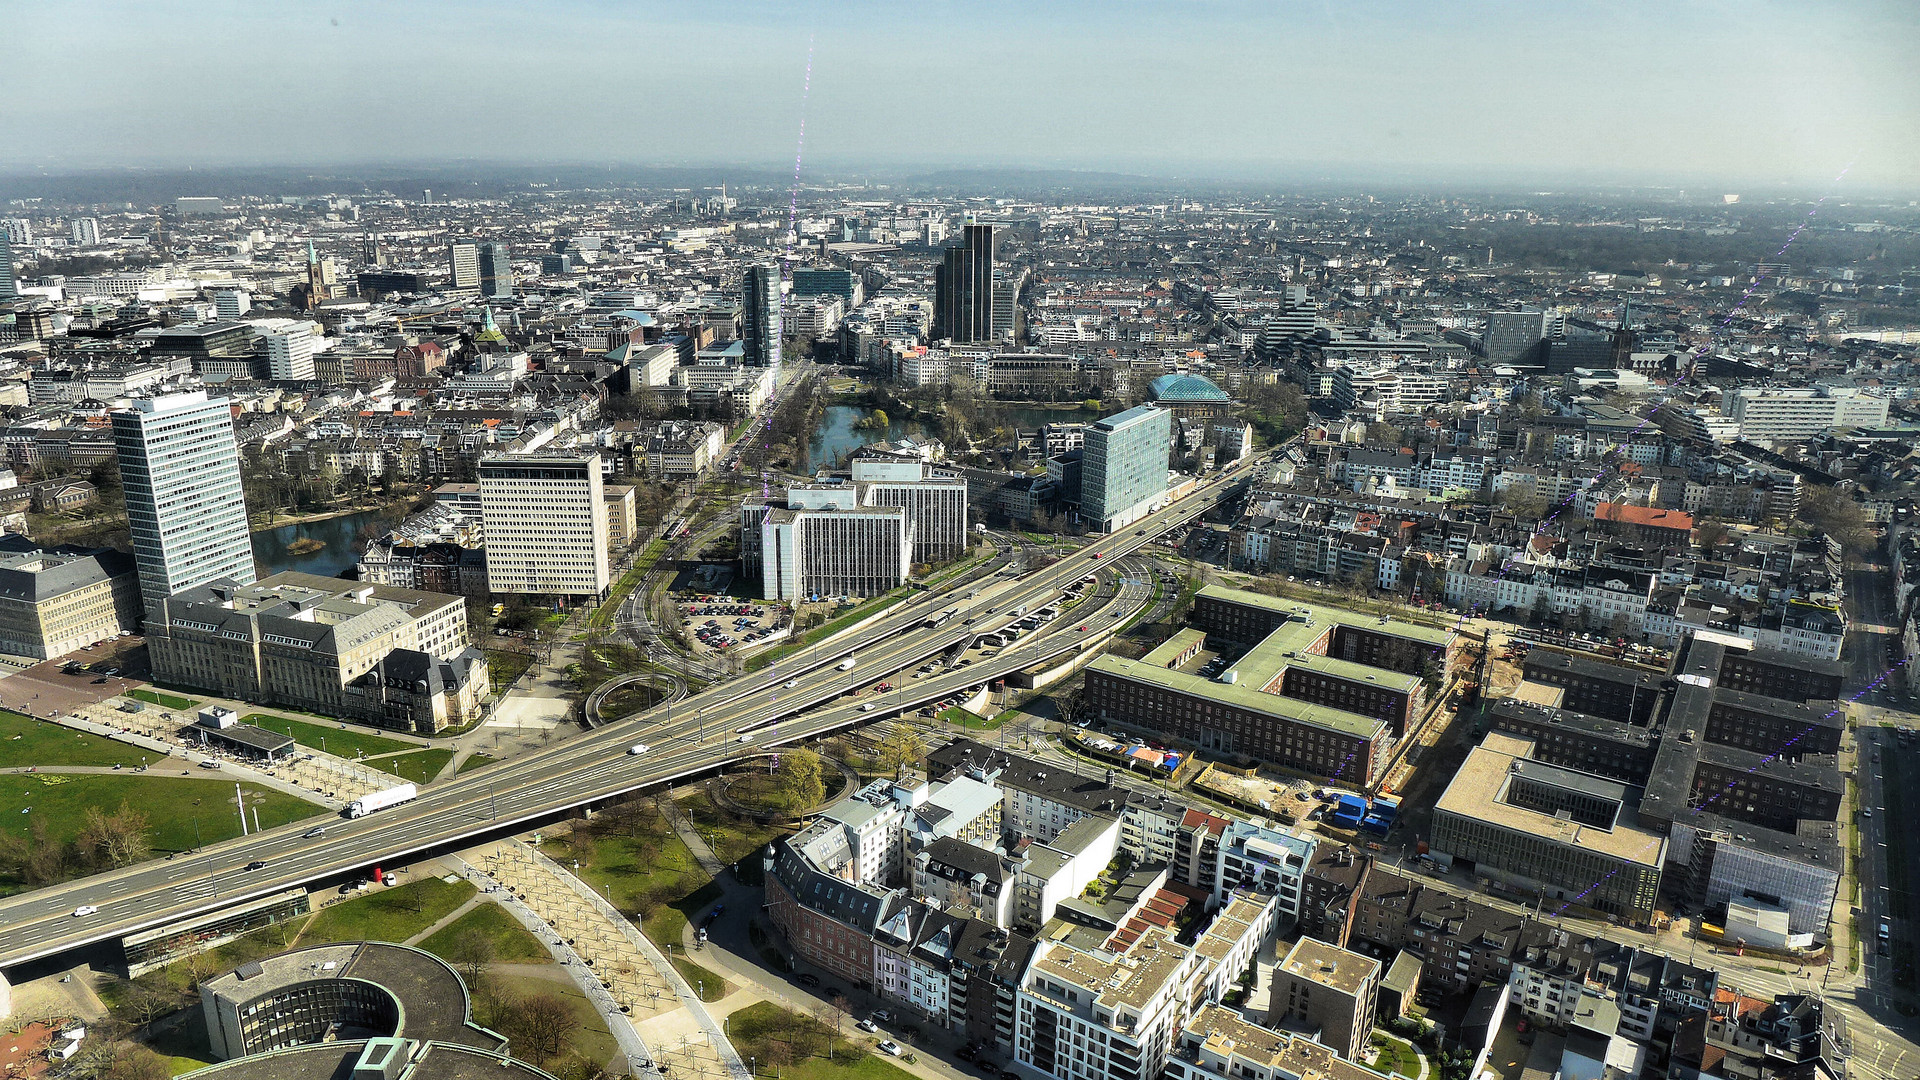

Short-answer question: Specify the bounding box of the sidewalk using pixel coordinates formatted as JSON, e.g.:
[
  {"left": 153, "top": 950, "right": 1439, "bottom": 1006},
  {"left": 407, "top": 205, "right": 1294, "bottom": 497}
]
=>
[{"left": 463, "top": 838, "right": 750, "bottom": 1080}]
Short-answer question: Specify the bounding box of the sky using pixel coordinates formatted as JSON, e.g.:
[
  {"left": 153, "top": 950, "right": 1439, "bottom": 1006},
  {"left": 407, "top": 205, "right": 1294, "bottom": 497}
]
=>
[{"left": 5, "top": 0, "right": 1917, "bottom": 192}]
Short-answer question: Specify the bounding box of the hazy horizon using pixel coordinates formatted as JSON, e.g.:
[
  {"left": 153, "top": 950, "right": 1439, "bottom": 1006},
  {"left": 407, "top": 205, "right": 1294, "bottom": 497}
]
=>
[{"left": 6, "top": 0, "right": 1918, "bottom": 195}]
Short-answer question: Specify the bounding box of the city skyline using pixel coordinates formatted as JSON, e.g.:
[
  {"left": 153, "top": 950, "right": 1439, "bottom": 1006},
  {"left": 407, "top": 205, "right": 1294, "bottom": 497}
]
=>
[{"left": 4, "top": 1, "right": 1917, "bottom": 192}]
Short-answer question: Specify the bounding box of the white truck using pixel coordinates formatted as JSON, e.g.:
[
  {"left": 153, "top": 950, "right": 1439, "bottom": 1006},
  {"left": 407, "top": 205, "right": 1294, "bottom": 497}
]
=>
[
  {"left": 836, "top": 657, "right": 856, "bottom": 671},
  {"left": 344, "top": 783, "right": 418, "bottom": 819}
]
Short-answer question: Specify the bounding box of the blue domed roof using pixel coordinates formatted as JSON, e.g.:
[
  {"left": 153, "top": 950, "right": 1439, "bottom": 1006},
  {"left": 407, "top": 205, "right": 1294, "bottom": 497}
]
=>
[{"left": 1148, "top": 373, "right": 1230, "bottom": 403}]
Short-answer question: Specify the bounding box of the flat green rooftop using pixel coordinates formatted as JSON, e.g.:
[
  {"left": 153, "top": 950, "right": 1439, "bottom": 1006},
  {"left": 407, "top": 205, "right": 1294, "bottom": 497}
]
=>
[{"left": 1088, "top": 584, "right": 1458, "bottom": 741}]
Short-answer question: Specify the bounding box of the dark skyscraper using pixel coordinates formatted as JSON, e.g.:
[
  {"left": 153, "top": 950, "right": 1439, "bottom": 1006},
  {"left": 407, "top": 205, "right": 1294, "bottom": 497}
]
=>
[
  {"left": 478, "top": 242, "right": 514, "bottom": 298},
  {"left": 742, "top": 263, "right": 782, "bottom": 366},
  {"left": 934, "top": 223, "right": 995, "bottom": 342}
]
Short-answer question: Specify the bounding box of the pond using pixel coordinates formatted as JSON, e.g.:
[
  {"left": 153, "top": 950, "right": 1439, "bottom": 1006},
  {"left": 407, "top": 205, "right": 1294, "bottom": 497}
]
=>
[
  {"left": 251, "top": 508, "right": 402, "bottom": 580},
  {"left": 802, "top": 403, "right": 1099, "bottom": 473}
]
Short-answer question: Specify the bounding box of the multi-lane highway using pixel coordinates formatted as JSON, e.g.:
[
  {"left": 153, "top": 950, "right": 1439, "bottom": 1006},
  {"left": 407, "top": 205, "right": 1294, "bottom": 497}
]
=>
[{"left": 0, "top": 459, "right": 1258, "bottom": 969}]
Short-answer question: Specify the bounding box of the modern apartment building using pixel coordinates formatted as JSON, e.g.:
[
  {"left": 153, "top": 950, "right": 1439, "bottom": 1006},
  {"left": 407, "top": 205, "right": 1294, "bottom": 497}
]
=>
[
  {"left": 0, "top": 539, "right": 143, "bottom": 658},
  {"left": 1268, "top": 937, "right": 1380, "bottom": 1061},
  {"left": 145, "top": 571, "right": 485, "bottom": 734},
  {"left": 448, "top": 242, "right": 480, "bottom": 291},
  {"left": 1169, "top": 1004, "right": 1389, "bottom": 1080},
  {"left": 478, "top": 453, "right": 610, "bottom": 598},
  {"left": 1080, "top": 405, "right": 1173, "bottom": 532},
  {"left": 1016, "top": 926, "right": 1204, "bottom": 1080},
  {"left": 111, "top": 390, "right": 257, "bottom": 603}
]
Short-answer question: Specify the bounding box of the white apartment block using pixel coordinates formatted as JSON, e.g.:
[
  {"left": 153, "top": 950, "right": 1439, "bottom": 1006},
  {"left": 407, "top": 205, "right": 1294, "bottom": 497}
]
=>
[
  {"left": 479, "top": 452, "right": 610, "bottom": 598},
  {"left": 1016, "top": 927, "right": 1205, "bottom": 1080},
  {"left": 1213, "top": 819, "right": 1316, "bottom": 918},
  {"left": 213, "top": 289, "right": 251, "bottom": 319}
]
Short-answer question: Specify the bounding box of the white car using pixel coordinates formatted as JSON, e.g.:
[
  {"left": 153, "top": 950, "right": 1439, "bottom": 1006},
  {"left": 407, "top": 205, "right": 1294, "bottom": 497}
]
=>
[
  {"left": 738, "top": 732, "right": 756, "bottom": 743},
  {"left": 861, "top": 703, "right": 876, "bottom": 712},
  {"left": 627, "top": 743, "right": 651, "bottom": 755},
  {"left": 72, "top": 905, "right": 98, "bottom": 917},
  {"left": 877, "top": 1042, "right": 903, "bottom": 1057},
  {"left": 785, "top": 679, "right": 798, "bottom": 688},
  {"left": 857, "top": 1019, "right": 880, "bottom": 1033}
]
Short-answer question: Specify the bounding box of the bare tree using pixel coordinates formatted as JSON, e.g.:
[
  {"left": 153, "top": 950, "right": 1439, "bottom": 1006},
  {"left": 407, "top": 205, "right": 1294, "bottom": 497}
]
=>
[
  {"left": 503, "top": 992, "right": 574, "bottom": 1065},
  {"left": 450, "top": 927, "right": 495, "bottom": 989}
]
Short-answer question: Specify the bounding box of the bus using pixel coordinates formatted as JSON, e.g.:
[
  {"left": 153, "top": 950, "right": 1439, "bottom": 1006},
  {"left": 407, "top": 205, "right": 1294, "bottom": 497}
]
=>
[{"left": 925, "top": 607, "right": 961, "bottom": 629}]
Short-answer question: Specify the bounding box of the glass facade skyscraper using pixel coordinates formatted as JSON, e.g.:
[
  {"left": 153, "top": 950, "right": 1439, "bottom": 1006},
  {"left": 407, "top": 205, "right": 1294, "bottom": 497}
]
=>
[
  {"left": 0, "top": 232, "right": 15, "bottom": 300},
  {"left": 1080, "top": 405, "right": 1173, "bottom": 532},
  {"left": 112, "top": 390, "right": 256, "bottom": 602},
  {"left": 742, "top": 264, "right": 782, "bottom": 366},
  {"left": 478, "top": 242, "right": 514, "bottom": 298}
]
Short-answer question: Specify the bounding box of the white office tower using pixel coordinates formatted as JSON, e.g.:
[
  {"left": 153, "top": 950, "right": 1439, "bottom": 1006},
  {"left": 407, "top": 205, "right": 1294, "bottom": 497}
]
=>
[
  {"left": 265, "top": 325, "right": 316, "bottom": 380},
  {"left": 850, "top": 456, "right": 969, "bottom": 564},
  {"left": 759, "top": 498, "right": 910, "bottom": 603},
  {"left": 70, "top": 218, "right": 101, "bottom": 246},
  {"left": 0, "top": 232, "right": 15, "bottom": 300},
  {"left": 111, "top": 390, "right": 256, "bottom": 602},
  {"left": 449, "top": 241, "right": 481, "bottom": 291},
  {"left": 213, "top": 289, "right": 251, "bottom": 319},
  {"left": 479, "top": 453, "right": 610, "bottom": 598}
]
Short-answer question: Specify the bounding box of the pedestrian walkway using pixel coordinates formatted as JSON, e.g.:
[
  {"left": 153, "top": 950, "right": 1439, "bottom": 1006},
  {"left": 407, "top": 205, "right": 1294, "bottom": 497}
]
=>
[
  {"left": 465, "top": 838, "right": 750, "bottom": 1080},
  {"left": 446, "top": 852, "right": 658, "bottom": 1076}
]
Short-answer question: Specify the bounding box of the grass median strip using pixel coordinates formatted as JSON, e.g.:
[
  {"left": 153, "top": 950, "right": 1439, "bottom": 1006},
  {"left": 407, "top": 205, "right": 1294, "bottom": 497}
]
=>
[{"left": 127, "top": 688, "right": 199, "bottom": 711}]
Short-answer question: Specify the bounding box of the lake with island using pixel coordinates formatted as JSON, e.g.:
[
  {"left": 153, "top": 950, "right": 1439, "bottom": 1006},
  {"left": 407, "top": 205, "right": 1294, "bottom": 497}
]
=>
[{"left": 252, "top": 508, "right": 401, "bottom": 579}]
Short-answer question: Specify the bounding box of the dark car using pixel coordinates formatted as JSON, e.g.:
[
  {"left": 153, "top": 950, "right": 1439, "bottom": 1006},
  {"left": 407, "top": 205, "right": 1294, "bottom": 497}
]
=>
[
  {"left": 796, "top": 973, "right": 820, "bottom": 988},
  {"left": 244, "top": 860, "right": 268, "bottom": 871},
  {"left": 1001, "top": 1071, "right": 1021, "bottom": 1080}
]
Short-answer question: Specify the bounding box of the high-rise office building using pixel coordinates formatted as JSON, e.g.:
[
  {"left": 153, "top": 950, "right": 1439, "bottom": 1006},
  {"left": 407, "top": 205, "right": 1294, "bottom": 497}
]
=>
[
  {"left": 70, "top": 218, "right": 101, "bottom": 246},
  {"left": 1080, "top": 405, "right": 1173, "bottom": 532},
  {"left": 265, "top": 326, "right": 317, "bottom": 381},
  {"left": 1483, "top": 309, "right": 1549, "bottom": 366},
  {"left": 742, "top": 263, "right": 782, "bottom": 366},
  {"left": 112, "top": 390, "right": 256, "bottom": 602},
  {"left": 0, "top": 232, "right": 16, "bottom": 301},
  {"left": 449, "top": 241, "right": 481, "bottom": 291},
  {"left": 478, "top": 453, "right": 610, "bottom": 598},
  {"left": 934, "top": 223, "right": 995, "bottom": 342},
  {"left": 478, "top": 242, "right": 513, "bottom": 298},
  {"left": 213, "top": 289, "right": 251, "bottom": 319},
  {"left": 3, "top": 218, "right": 30, "bottom": 245}
]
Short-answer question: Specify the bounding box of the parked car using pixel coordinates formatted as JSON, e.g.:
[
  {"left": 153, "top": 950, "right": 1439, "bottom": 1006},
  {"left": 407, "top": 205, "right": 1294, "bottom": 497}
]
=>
[
  {"left": 796, "top": 973, "right": 820, "bottom": 988},
  {"left": 876, "top": 1042, "right": 903, "bottom": 1058},
  {"left": 857, "top": 1019, "right": 880, "bottom": 1033}
]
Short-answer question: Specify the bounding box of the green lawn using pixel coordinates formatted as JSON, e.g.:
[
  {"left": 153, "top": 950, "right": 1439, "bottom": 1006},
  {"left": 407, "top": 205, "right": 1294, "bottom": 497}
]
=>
[
  {"left": 1367, "top": 1033, "right": 1422, "bottom": 1078},
  {"left": 0, "top": 774, "right": 322, "bottom": 862},
  {"left": 677, "top": 796, "right": 787, "bottom": 868},
  {"left": 936, "top": 707, "right": 995, "bottom": 730},
  {"left": 486, "top": 649, "right": 535, "bottom": 690},
  {"left": 246, "top": 714, "right": 414, "bottom": 759},
  {"left": 295, "top": 876, "right": 475, "bottom": 946},
  {"left": 369, "top": 748, "right": 455, "bottom": 784},
  {"left": 419, "top": 900, "right": 552, "bottom": 964},
  {"left": 727, "top": 1001, "right": 916, "bottom": 1080},
  {"left": 127, "top": 689, "right": 199, "bottom": 711},
  {"left": 0, "top": 711, "right": 151, "bottom": 768},
  {"left": 672, "top": 954, "right": 729, "bottom": 1001},
  {"left": 457, "top": 753, "right": 498, "bottom": 774},
  {"left": 479, "top": 971, "right": 617, "bottom": 1072}
]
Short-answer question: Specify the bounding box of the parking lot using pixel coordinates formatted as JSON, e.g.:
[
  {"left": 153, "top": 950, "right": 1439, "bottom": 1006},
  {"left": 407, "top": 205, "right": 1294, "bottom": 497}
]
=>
[
  {"left": 675, "top": 594, "right": 791, "bottom": 658},
  {"left": 0, "top": 653, "right": 143, "bottom": 719}
]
